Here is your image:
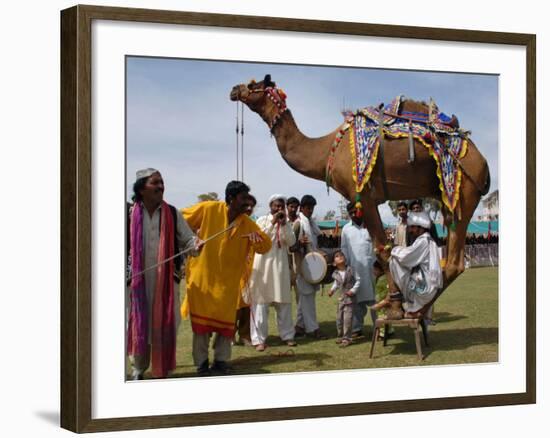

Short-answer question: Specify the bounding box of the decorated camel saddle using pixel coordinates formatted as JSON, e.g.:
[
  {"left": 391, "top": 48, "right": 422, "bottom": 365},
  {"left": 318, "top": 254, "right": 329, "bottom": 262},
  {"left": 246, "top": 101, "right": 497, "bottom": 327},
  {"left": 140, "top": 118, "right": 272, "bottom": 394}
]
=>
[{"left": 326, "top": 95, "right": 471, "bottom": 213}]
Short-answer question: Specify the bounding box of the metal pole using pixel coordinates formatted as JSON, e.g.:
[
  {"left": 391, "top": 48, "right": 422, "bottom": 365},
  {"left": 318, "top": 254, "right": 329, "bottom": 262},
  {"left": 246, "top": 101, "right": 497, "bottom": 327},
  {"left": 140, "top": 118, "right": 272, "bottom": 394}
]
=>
[
  {"left": 241, "top": 102, "right": 248, "bottom": 182},
  {"left": 236, "top": 102, "right": 240, "bottom": 179}
]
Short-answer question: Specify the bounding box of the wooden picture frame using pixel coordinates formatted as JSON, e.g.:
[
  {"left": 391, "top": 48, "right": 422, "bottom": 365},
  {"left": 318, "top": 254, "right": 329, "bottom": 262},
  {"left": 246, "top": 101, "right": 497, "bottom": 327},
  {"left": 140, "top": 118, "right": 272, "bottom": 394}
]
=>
[{"left": 60, "top": 4, "right": 536, "bottom": 433}]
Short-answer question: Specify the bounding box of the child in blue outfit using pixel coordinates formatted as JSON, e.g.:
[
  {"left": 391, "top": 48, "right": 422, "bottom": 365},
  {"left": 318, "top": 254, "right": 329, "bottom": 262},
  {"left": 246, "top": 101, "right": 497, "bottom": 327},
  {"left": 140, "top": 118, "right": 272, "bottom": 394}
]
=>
[{"left": 328, "top": 250, "right": 360, "bottom": 347}]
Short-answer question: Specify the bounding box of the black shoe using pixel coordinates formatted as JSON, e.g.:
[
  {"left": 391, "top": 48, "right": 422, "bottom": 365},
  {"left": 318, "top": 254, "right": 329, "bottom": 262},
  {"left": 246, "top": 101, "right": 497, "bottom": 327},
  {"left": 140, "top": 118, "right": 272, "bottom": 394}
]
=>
[
  {"left": 210, "top": 360, "right": 233, "bottom": 375},
  {"left": 294, "top": 326, "right": 306, "bottom": 337},
  {"left": 197, "top": 359, "right": 210, "bottom": 377},
  {"left": 308, "top": 329, "right": 328, "bottom": 340}
]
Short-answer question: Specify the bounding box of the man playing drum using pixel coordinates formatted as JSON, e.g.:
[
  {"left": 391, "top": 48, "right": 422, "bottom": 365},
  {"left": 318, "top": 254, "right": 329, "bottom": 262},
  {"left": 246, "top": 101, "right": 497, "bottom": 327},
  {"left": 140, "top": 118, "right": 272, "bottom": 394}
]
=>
[
  {"left": 248, "top": 194, "right": 297, "bottom": 351},
  {"left": 286, "top": 196, "right": 301, "bottom": 301},
  {"left": 292, "top": 195, "right": 327, "bottom": 339}
]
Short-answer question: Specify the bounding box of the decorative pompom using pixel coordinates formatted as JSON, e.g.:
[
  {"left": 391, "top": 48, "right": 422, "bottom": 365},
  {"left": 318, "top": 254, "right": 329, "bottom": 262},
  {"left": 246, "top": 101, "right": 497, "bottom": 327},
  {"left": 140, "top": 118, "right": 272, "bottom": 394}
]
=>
[{"left": 422, "top": 132, "right": 434, "bottom": 143}]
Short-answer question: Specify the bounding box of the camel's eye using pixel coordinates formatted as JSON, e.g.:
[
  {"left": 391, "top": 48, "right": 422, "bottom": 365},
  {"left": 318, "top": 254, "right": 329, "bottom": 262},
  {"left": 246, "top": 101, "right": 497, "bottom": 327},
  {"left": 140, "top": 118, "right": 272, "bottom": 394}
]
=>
[{"left": 247, "top": 79, "right": 257, "bottom": 90}]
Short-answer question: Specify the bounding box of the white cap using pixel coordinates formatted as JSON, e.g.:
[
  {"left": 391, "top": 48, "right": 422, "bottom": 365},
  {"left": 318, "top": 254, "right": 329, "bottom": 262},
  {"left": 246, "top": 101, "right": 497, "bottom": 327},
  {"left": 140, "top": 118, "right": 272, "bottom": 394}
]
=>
[
  {"left": 135, "top": 168, "right": 159, "bottom": 181},
  {"left": 408, "top": 211, "right": 431, "bottom": 229},
  {"left": 268, "top": 194, "right": 287, "bottom": 205}
]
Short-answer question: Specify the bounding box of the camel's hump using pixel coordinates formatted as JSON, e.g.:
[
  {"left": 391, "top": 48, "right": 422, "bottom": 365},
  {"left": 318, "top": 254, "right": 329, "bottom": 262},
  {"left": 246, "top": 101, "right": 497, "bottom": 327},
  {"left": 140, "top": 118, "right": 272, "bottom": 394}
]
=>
[{"left": 399, "top": 99, "right": 431, "bottom": 114}]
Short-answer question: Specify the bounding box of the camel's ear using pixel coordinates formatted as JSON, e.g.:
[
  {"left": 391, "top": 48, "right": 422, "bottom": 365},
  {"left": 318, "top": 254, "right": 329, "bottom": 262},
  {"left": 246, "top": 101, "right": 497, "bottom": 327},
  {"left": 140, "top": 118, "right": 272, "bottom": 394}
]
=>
[{"left": 264, "top": 74, "right": 274, "bottom": 87}]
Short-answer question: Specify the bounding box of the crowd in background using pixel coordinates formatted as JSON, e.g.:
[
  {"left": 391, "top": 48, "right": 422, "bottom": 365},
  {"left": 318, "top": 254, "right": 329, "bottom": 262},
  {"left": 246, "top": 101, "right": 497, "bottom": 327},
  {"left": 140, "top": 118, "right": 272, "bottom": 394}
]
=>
[{"left": 317, "top": 230, "right": 498, "bottom": 250}]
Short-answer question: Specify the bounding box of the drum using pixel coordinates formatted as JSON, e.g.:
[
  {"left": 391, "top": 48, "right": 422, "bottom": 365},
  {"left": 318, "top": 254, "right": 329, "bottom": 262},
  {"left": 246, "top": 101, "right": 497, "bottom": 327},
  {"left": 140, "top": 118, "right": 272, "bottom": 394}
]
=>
[
  {"left": 301, "top": 251, "right": 328, "bottom": 284},
  {"left": 320, "top": 250, "right": 336, "bottom": 285}
]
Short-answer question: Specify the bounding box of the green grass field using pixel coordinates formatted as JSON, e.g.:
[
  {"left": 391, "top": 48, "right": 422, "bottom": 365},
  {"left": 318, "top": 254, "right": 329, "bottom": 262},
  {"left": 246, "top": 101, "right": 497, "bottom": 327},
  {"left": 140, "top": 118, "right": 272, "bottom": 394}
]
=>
[{"left": 142, "top": 266, "right": 498, "bottom": 378}]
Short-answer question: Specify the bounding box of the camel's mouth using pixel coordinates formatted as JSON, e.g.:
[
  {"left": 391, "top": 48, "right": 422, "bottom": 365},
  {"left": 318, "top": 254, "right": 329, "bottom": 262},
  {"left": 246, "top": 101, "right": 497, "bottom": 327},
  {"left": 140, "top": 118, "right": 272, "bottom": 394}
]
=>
[{"left": 229, "top": 86, "right": 241, "bottom": 101}]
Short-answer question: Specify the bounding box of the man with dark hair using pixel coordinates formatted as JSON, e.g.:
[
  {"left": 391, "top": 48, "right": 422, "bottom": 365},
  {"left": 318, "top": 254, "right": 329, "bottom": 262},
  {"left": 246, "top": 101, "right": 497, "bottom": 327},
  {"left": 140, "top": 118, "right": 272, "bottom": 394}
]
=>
[
  {"left": 409, "top": 199, "right": 423, "bottom": 212},
  {"left": 181, "top": 181, "right": 271, "bottom": 375},
  {"left": 286, "top": 197, "right": 300, "bottom": 224},
  {"left": 341, "top": 202, "right": 377, "bottom": 338},
  {"left": 394, "top": 201, "right": 409, "bottom": 246},
  {"left": 292, "top": 195, "right": 326, "bottom": 339},
  {"left": 234, "top": 193, "right": 258, "bottom": 346},
  {"left": 244, "top": 194, "right": 257, "bottom": 217},
  {"left": 127, "top": 168, "right": 200, "bottom": 380},
  {"left": 286, "top": 196, "right": 301, "bottom": 297}
]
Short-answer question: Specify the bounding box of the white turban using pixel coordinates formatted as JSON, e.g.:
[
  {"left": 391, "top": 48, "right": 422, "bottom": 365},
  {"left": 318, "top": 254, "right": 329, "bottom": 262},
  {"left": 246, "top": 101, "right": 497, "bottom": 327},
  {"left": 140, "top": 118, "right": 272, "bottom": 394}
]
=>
[
  {"left": 135, "top": 168, "right": 159, "bottom": 181},
  {"left": 408, "top": 211, "right": 431, "bottom": 229},
  {"left": 268, "top": 194, "right": 287, "bottom": 205}
]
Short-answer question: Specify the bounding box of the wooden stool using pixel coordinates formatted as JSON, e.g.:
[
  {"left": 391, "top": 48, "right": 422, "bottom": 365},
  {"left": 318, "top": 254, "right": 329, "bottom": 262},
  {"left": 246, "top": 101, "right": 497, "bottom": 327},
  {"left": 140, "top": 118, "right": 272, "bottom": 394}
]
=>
[{"left": 369, "top": 317, "right": 429, "bottom": 360}]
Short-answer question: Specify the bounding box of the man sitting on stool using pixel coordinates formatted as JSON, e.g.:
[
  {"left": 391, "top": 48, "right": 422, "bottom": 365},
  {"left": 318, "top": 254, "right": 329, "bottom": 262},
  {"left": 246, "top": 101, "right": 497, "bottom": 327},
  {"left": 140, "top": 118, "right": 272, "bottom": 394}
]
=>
[{"left": 373, "top": 211, "right": 442, "bottom": 319}]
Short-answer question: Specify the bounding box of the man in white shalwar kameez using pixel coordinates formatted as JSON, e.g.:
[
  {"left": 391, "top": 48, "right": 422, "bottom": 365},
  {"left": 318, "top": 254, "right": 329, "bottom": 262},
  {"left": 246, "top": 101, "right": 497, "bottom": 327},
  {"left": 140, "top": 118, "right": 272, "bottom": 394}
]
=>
[
  {"left": 292, "top": 195, "right": 326, "bottom": 339},
  {"left": 389, "top": 211, "right": 443, "bottom": 317},
  {"left": 248, "top": 195, "right": 297, "bottom": 351},
  {"left": 340, "top": 202, "right": 377, "bottom": 336}
]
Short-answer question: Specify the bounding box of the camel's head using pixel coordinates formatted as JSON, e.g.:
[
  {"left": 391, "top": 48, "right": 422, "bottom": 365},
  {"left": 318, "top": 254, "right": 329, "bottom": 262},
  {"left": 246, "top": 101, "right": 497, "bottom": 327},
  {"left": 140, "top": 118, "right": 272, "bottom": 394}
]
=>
[{"left": 230, "top": 74, "right": 288, "bottom": 129}]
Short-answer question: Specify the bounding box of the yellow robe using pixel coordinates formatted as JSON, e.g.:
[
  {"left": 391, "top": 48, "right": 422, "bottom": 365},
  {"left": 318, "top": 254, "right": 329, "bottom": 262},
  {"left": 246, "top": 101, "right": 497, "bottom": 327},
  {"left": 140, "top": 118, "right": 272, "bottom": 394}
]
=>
[{"left": 181, "top": 201, "right": 271, "bottom": 337}]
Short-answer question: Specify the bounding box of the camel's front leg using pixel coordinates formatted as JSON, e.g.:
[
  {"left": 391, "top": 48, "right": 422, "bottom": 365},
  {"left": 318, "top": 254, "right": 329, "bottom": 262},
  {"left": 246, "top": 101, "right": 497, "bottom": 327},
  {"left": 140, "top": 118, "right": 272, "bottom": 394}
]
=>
[
  {"left": 444, "top": 222, "right": 466, "bottom": 287},
  {"left": 415, "top": 212, "right": 466, "bottom": 316},
  {"left": 360, "top": 198, "right": 394, "bottom": 286},
  {"left": 361, "top": 197, "right": 404, "bottom": 319},
  {"left": 417, "top": 183, "right": 480, "bottom": 315},
  {"left": 443, "top": 179, "right": 481, "bottom": 287},
  {"left": 440, "top": 204, "right": 464, "bottom": 287}
]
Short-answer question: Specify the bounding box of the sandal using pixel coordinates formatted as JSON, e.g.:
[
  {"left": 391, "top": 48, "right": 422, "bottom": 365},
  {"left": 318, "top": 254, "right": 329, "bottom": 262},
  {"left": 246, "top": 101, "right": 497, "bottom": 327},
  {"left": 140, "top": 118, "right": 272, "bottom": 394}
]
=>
[{"left": 311, "top": 329, "right": 328, "bottom": 340}]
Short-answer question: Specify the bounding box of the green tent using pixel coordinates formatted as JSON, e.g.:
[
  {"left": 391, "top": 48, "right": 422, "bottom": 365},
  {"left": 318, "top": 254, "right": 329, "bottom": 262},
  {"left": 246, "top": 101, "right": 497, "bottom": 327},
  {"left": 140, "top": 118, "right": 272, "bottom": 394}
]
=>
[
  {"left": 434, "top": 221, "right": 498, "bottom": 237},
  {"left": 316, "top": 219, "right": 498, "bottom": 237}
]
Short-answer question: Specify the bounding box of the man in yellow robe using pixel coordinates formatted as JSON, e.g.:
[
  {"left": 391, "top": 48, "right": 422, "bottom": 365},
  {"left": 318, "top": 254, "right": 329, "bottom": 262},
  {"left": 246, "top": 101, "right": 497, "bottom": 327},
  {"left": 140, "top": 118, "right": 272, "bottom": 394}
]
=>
[{"left": 181, "top": 181, "right": 271, "bottom": 375}]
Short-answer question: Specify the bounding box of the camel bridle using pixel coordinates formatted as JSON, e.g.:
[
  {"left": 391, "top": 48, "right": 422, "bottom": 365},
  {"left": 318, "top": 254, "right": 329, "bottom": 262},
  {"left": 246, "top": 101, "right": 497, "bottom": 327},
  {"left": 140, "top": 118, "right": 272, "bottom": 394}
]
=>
[{"left": 241, "top": 85, "right": 288, "bottom": 129}]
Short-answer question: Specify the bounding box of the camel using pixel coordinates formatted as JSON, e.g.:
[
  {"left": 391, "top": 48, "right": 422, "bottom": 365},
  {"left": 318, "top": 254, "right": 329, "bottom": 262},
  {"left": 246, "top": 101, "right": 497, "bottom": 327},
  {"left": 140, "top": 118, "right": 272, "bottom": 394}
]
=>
[{"left": 230, "top": 75, "right": 490, "bottom": 316}]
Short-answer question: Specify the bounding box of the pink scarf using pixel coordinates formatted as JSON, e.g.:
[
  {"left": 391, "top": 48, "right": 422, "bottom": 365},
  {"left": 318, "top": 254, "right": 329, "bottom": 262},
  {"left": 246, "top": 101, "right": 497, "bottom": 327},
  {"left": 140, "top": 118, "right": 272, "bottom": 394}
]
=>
[{"left": 127, "top": 201, "right": 176, "bottom": 378}]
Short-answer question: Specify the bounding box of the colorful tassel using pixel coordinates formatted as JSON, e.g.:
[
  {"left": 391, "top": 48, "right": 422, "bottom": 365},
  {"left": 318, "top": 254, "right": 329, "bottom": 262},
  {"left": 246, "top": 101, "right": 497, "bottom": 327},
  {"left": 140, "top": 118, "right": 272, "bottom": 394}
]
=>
[
  {"left": 422, "top": 131, "right": 434, "bottom": 144},
  {"left": 354, "top": 193, "right": 363, "bottom": 218}
]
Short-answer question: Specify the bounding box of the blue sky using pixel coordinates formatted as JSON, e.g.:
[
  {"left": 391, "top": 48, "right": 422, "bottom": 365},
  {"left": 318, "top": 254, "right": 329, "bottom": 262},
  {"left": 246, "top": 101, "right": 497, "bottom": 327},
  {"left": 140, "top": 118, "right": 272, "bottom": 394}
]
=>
[{"left": 126, "top": 57, "right": 498, "bottom": 224}]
